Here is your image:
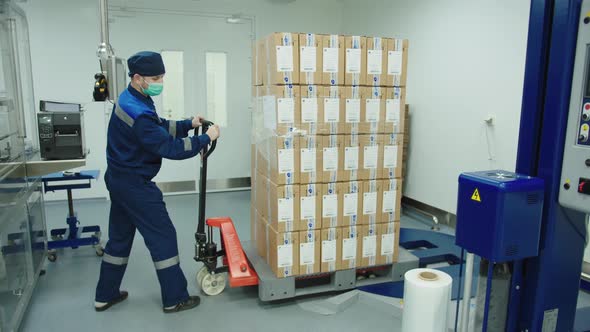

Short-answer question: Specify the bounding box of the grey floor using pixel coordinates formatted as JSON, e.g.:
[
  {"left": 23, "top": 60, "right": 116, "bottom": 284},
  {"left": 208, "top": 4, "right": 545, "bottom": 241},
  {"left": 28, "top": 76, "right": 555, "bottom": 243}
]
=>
[{"left": 19, "top": 191, "right": 590, "bottom": 332}]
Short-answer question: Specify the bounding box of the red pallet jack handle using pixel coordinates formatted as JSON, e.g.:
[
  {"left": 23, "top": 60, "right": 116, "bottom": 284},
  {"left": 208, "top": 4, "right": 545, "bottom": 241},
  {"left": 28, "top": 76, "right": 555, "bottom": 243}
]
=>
[{"left": 206, "top": 217, "right": 259, "bottom": 287}]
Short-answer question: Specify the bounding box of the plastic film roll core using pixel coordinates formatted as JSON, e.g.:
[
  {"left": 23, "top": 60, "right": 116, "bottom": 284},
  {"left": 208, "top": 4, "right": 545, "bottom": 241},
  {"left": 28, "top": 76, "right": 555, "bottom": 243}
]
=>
[{"left": 418, "top": 271, "right": 439, "bottom": 281}]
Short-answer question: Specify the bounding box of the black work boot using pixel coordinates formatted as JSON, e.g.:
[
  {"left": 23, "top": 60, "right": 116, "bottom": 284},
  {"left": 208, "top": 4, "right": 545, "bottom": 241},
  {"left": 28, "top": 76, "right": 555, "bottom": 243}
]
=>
[
  {"left": 95, "top": 291, "right": 129, "bottom": 312},
  {"left": 163, "top": 296, "right": 201, "bottom": 313}
]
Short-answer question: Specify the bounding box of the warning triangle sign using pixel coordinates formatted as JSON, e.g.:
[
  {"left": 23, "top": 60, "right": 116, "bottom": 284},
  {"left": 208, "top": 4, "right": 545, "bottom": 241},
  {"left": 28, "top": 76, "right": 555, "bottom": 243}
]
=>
[{"left": 471, "top": 188, "right": 482, "bottom": 202}]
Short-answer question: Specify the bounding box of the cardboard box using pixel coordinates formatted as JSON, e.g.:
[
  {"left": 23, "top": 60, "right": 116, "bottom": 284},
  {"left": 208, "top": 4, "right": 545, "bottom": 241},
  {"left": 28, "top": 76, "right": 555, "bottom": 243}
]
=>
[
  {"left": 299, "top": 33, "right": 322, "bottom": 85},
  {"left": 255, "top": 211, "right": 267, "bottom": 260},
  {"left": 341, "top": 181, "right": 361, "bottom": 227},
  {"left": 321, "top": 34, "right": 345, "bottom": 86},
  {"left": 366, "top": 37, "right": 387, "bottom": 87},
  {"left": 256, "top": 134, "right": 300, "bottom": 186},
  {"left": 342, "top": 133, "right": 361, "bottom": 182},
  {"left": 299, "top": 85, "right": 322, "bottom": 136},
  {"left": 343, "top": 87, "right": 384, "bottom": 134},
  {"left": 266, "top": 220, "right": 300, "bottom": 278},
  {"left": 381, "top": 134, "right": 404, "bottom": 179},
  {"left": 385, "top": 38, "right": 408, "bottom": 87},
  {"left": 341, "top": 225, "right": 361, "bottom": 270},
  {"left": 380, "top": 179, "right": 402, "bottom": 223},
  {"left": 384, "top": 87, "right": 406, "bottom": 134},
  {"left": 252, "top": 39, "right": 264, "bottom": 86},
  {"left": 299, "top": 229, "right": 321, "bottom": 275},
  {"left": 255, "top": 173, "right": 301, "bottom": 232},
  {"left": 299, "top": 134, "right": 322, "bottom": 185},
  {"left": 321, "top": 135, "right": 344, "bottom": 183},
  {"left": 343, "top": 86, "right": 364, "bottom": 135},
  {"left": 361, "top": 180, "right": 382, "bottom": 225},
  {"left": 321, "top": 227, "right": 342, "bottom": 273},
  {"left": 321, "top": 182, "right": 341, "bottom": 229},
  {"left": 360, "top": 223, "right": 380, "bottom": 267},
  {"left": 319, "top": 86, "right": 345, "bottom": 135},
  {"left": 359, "top": 134, "right": 383, "bottom": 181},
  {"left": 299, "top": 183, "right": 321, "bottom": 231},
  {"left": 261, "top": 32, "right": 300, "bottom": 85},
  {"left": 344, "top": 36, "right": 367, "bottom": 86},
  {"left": 257, "top": 85, "right": 301, "bottom": 136},
  {"left": 377, "top": 222, "right": 401, "bottom": 265},
  {"left": 361, "top": 87, "right": 385, "bottom": 134}
]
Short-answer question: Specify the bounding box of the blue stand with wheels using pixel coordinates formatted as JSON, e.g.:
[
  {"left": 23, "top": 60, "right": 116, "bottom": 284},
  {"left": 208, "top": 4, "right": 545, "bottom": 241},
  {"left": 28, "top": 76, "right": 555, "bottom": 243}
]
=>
[{"left": 42, "top": 170, "right": 103, "bottom": 262}]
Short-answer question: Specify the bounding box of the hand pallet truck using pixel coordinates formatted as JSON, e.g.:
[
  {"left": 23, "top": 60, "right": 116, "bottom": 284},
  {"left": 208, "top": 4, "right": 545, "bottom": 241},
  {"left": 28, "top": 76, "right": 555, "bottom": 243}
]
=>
[{"left": 193, "top": 120, "right": 259, "bottom": 295}]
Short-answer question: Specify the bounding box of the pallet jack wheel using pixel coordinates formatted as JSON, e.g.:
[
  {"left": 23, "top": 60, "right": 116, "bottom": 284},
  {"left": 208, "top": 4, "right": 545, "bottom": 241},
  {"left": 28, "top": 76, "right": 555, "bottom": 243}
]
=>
[
  {"left": 200, "top": 272, "right": 227, "bottom": 296},
  {"left": 196, "top": 266, "right": 209, "bottom": 285},
  {"left": 47, "top": 250, "right": 57, "bottom": 262}
]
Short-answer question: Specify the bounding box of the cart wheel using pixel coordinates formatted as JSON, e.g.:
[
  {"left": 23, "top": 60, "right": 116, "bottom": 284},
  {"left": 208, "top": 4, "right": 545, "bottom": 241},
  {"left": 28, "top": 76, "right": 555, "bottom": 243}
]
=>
[
  {"left": 95, "top": 245, "right": 104, "bottom": 257},
  {"left": 200, "top": 273, "right": 227, "bottom": 296},
  {"left": 196, "top": 266, "right": 209, "bottom": 285},
  {"left": 48, "top": 251, "right": 57, "bottom": 262}
]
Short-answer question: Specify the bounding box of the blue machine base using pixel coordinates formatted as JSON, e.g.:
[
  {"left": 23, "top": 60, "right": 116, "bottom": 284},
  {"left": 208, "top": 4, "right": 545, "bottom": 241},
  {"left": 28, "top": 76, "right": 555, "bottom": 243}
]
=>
[{"left": 358, "top": 228, "right": 480, "bottom": 300}]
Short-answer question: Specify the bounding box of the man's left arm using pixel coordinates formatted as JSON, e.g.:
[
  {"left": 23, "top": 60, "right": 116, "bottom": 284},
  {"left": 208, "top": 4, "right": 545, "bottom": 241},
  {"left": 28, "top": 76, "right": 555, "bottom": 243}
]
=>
[{"left": 159, "top": 117, "right": 193, "bottom": 139}]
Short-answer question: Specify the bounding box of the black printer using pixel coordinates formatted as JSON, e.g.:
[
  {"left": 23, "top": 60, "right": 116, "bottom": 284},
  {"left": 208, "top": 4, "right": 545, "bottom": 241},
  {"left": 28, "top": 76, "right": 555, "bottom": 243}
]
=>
[{"left": 37, "top": 101, "right": 86, "bottom": 160}]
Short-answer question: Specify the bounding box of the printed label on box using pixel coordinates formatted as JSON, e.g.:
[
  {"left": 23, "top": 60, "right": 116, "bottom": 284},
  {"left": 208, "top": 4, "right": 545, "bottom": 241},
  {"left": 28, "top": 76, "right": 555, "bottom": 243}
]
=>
[
  {"left": 322, "top": 240, "right": 336, "bottom": 262},
  {"left": 278, "top": 149, "right": 294, "bottom": 174},
  {"left": 278, "top": 244, "right": 293, "bottom": 267},
  {"left": 366, "top": 99, "right": 381, "bottom": 122},
  {"left": 323, "top": 147, "right": 338, "bottom": 171},
  {"left": 346, "top": 48, "right": 361, "bottom": 74},
  {"left": 277, "top": 98, "right": 295, "bottom": 124},
  {"left": 301, "top": 98, "right": 318, "bottom": 123},
  {"left": 346, "top": 99, "right": 361, "bottom": 123},
  {"left": 367, "top": 50, "right": 383, "bottom": 74},
  {"left": 386, "top": 99, "right": 401, "bottom": 123},
  {"left": 363, "top": 192, "right": 377, "bottom": 215},
  {"left": 324, "top": 99, "right": 340, "bottom": 122},
  {"left": 300, "top": 46, "right": 317, "bottom": 72},
  {"left": 344, "top": 193, "right": 358, "bottom": 216},
  {"left": 323, "top": 47, "right": 339, "bottom": 73},
  {"left": 300, "top": 242, "right": 315, "bottom": 265},
  {"left": 300, "top": 196, "right": 316, "bottom": 220},
  {"left": 301, "top": 148, "right": 317, "bottom": 173},
  {"left": 364, "top": 146, "right": 378, "bottom": 169},
  {"left": 363, "top": 235, "right": 377, "bottom": 258},
  {"left": 344, "top": 146, "right": 359, "bottom": 170},
  {"left": 322, "top": 194, "right": 338, "bottom": 218},
  {"left": 278, "top": 198, "right": 294, "bottom": 221},
  {"left": 383, "top": 145, "right": 398, "bottom": 169},
  {"left": 381, "top": 233, "right": 395, "bottom": 255},
  {"left": 383, "top": 190, "right": 397, "bottom": 213},
  {"left": 343, "top": 238, "right": 357, "bottom": 260},
  {"left": 276, "top": 46, "right": 294, "bottom": 72},
  {"left": 388, "top": 51, "right": 403, "bottom": 75}
]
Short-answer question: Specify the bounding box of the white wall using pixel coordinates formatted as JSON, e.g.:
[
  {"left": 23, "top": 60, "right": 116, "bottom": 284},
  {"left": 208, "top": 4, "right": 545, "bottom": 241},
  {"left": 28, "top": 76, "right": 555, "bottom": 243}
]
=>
[
  {"left": 21, "top": 0, "right": 345, "bottom": 201},
  {"left": 341, "top": 0, "right": 531, "bottom": 213}
]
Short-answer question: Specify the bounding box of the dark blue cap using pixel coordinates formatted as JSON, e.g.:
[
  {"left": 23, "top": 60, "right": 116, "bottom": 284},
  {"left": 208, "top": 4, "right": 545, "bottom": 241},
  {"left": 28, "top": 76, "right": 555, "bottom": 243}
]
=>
[{"left": 127, "top": 51, "right": 166, "bottom": 77}]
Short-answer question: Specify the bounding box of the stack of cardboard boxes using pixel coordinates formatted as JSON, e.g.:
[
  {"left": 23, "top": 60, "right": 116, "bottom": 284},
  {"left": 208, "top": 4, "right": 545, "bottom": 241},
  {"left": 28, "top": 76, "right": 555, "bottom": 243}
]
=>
[{"left": 251, "top": 32, "right": 408, "bottom": 278}]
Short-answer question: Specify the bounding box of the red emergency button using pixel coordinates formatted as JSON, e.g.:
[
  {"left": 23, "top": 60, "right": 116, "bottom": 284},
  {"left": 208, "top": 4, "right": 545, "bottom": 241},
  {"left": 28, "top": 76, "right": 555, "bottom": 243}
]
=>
[
  {"left": 585, "top": 103, "right": 590, "bottom": 110},
  {"left": 578, "top": 178, "right": 590, "bottom": 195}
]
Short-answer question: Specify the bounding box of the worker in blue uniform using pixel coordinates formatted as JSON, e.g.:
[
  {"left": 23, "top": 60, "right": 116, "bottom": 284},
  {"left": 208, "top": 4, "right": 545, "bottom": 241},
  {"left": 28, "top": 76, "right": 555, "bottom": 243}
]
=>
[{"left": 94, "top": 51, "right": 220, "bottom": 313}]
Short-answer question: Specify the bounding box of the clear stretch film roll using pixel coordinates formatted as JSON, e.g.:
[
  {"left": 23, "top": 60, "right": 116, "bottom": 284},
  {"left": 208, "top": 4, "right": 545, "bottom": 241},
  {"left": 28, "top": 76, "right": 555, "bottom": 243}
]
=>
[{"left": 401, "top": 268, "right": 453, "bottom": 332}]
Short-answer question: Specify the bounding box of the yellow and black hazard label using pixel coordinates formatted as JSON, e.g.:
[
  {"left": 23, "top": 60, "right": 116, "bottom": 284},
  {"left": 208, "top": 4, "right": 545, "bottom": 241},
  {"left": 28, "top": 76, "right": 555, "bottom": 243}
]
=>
[{"left": 471, "top": 188, "right": 482, "bottom": 202}]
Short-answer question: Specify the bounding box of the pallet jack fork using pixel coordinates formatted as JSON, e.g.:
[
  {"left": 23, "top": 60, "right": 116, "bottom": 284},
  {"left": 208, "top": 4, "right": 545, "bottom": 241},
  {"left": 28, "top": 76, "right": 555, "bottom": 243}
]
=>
[{"left": 193, "top": 120, "right": 259, "bottom": 295}]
